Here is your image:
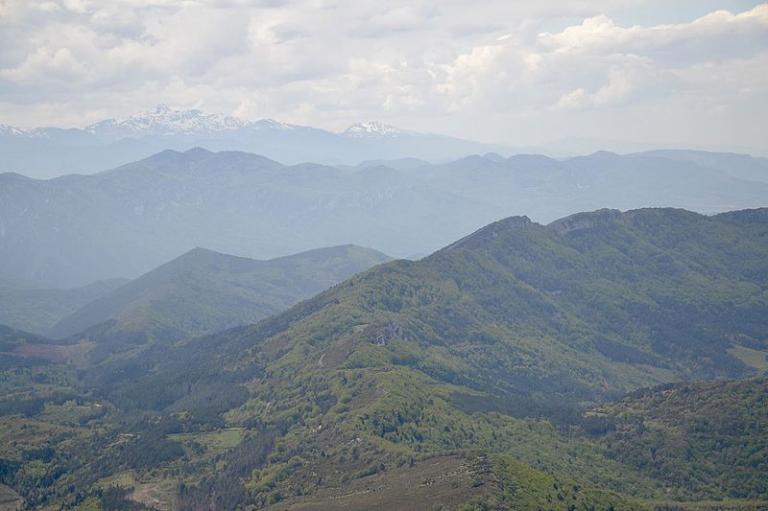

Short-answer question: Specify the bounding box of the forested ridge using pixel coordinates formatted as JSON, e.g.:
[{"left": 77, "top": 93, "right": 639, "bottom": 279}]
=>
[{"left": 1, "top": 208, "right": 767, "bottom": 510}]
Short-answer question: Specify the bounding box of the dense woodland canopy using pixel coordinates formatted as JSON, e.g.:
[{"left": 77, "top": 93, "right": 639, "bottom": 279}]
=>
[{"left": 0, "top": 207, "right": 766, "bottom": 510}]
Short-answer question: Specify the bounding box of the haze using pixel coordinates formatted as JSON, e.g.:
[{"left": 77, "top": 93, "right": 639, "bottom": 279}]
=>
[
  {"left": 2, "top": 2, "right": 768, "bottom": 511},
  {"left": 1, "top": 0, "right": 767, "bottom": 154}
]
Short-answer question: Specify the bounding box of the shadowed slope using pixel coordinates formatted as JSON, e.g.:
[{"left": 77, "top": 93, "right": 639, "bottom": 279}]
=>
[{"left": 50, "top": 245, "right": 391, "bottom": 343}]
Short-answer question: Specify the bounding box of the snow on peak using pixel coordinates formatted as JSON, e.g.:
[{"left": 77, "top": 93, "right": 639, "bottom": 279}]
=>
[
  {"left": 344, "top": 121, "right": 406, "bottom": 137},
  {"left": 0, "top": 124, "right": 27, "bottom": 136},
  {"left": 250, "top": 118, "right": 296, "bottom": 130},
  {"left": 85, "top": 105, "right": 248, "bottom": 137}
]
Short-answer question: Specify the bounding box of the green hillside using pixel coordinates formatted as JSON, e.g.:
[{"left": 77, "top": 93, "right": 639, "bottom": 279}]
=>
[
  {"left": 114, "top": 206, "right": 767, "bottom": 405},
  {"left": 1, "top": 208, "right": 767, "bottom": 510},
  {"left": 49, "top": 245, "right": 391, "bottom": 348},
  {"left": 591, "top": 378, "right": 768, "bottom": 501}
]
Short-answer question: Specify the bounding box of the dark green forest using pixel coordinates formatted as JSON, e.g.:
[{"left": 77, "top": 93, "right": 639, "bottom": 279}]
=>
[{"left": 1, "top": 208, "right": 767, "bottom": 510}]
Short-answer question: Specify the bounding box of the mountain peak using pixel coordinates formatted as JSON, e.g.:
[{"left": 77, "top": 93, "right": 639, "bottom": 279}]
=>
[
  {"left": 442, "top": 215, "right": 534, "bottom": 252},
  {"left": 0, "top": 124, "right": 26, "bottom": 136},
  {"left": 85, "top": 105, "right": 247, "bottom": 138},
  {"left": 344, "top": 121, "right": 406, "bottom": 137},
  {"left": 153, "top": 104, "right": 172, "bottom": 114},
  {"left": 250, "top": 118, "right": 296, "bottom": 130},
  {"left": 588, "top": 150, "right": 620, "bottom": 159},
  {"left": 0, "top": 171, "right": 35, "bottom": 183},
  {"left": 182, "top": 247, "right": 221, "bottom": 257},
  {"left": 483, "top": 152, "right": 506, "bottom": 162},
  {"left": 183, "top": 147, "right": 213, "bottom": 158},
  {"left": 48, "top": 244, "right": 391, "bottom": 340}
]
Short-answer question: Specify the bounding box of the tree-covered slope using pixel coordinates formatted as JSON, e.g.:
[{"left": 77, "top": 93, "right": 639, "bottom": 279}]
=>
[
  {"left": 3, "top": 208, "right": 768, "bottom": 510},
  {"left": 54, "top": 208, "right": 765, "bottom": 506},
  {"left": 131, "top": 207, "right": 768, "bottom": 405},
  {"left": 49, "top": 245, "right": 391, "bottom": 343},
  {"left": 592, "top": 378, "right": 768, "bottom": 501}
]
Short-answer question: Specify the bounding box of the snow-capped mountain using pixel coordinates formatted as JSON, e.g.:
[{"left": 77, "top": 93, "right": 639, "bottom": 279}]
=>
[
  {"left": 344, "top": 121, "right": 409, "bottom": 138},
  {"left": 0, "top": 106, "right": 510, "bottom": 178},
  {"left": 0, "top": 124, "right": 27, "bottom": 136},
  {"left": 249, "top": 118, "right": 297, "bottom": 131},
  {"left": 85, "top": 104, "right": 249, "bottom": 139},
  {"left": 84, "top": 105, "right": 303, "bottom": 140}
]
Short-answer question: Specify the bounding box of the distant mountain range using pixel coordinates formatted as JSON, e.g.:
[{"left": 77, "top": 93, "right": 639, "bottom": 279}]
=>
[
  {"left": 1, "top": 146, "right": 766, "bottom": 288},
  {"left": 637, "top": 149, "right": 768, "bottom": 183},
  {"left": 0, "top": 105, "right": 510, "bottom": 178},
  {"left": 48, "top": 244, "right": 390, "bottom": 348}
]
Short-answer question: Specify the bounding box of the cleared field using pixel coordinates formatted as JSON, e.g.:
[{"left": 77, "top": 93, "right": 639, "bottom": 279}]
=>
[
  {"left": 167, "top": 427, "right": 245, "bottom": 453},
  {"left": 728, "top": 345, "right": 768, "bottom": 371}
]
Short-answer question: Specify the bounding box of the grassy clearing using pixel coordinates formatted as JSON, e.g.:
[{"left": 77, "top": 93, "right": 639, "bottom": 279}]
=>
[
  {"left": 728, "top": 345, "right": 768, "bottom": 371},
  {"left": 130, "top": 478, "right": 178, "bottom": 511},
  {"left": 94, "top": 470, "right": 137, "bottom": 490},
  {"left": 167, "top": 427, "right": 244, "bottom": 452}
]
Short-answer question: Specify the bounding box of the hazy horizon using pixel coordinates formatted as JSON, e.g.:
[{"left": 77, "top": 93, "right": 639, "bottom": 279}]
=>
[
  {"left": 1, "top": 3, "right": 768, "bottom": 510},
  {"left": 1, "top": 1, "right": 767, "bottom": 155}
]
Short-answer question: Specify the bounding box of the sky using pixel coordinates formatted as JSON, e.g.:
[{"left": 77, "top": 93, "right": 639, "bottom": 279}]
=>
[{"left": 0, "top": 0, "right": 767, "bottom": 153}]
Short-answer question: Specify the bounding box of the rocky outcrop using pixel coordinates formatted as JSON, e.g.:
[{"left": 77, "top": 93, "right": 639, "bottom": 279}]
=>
[
  {"left": 364, "top": 321, "right": 403, "bottom": 346},
  {"left": 548, "top": 208, "right": 623, "bottom": 235}
]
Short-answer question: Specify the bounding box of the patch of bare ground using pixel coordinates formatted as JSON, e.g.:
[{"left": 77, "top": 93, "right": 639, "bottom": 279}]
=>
[
  {"left": 263, "top": 454, "right": 491, "bottom": 511},
  {"left": 13, "top": 342, "right": 94, "bottom": 364},
  {"left": 130, "top": 479, "right": 177, "bottom": 511},
  {"left": 0, "top": 485, "right": 22, "bottom": 511}
]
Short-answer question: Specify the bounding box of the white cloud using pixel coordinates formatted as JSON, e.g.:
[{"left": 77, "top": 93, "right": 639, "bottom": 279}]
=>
[
  {"left": 557, "top": 88, "right": 589, "bottom": 109},
  {"left": 0, "top": 0, "right": 766, "bottom": 152},
  {"left": 538, "top": 4, "right": 768, "bottom": 63}
]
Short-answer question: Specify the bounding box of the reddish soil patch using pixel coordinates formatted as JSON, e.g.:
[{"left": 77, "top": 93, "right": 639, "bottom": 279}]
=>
[{"left": 13, "top": 342, "right": 94, "bottom": 363}]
